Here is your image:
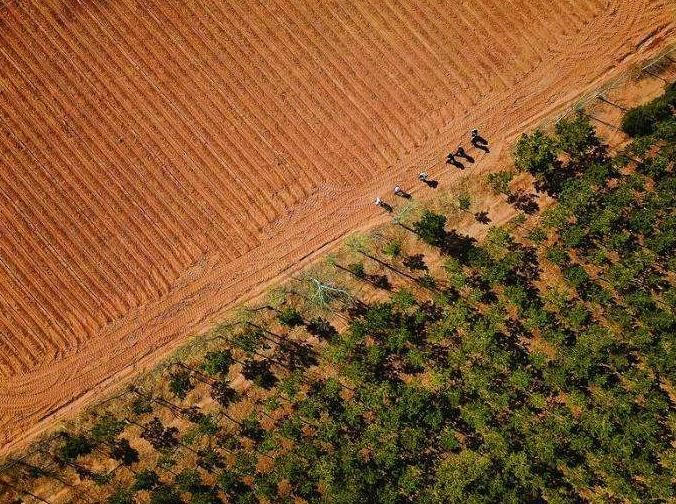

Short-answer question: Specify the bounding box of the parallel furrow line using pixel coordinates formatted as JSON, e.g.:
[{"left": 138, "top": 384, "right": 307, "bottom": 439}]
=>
[
  {"left": 224, "top": 0, "right": 378, "bottom": 183},
  {"left": 27, "top": 1, "right": 222, "bottom": 260},
  {"left": 10, "top": 4, "right": 187, "bottom": 304},
  {"left": 0, "top": 13, "right": 176, "bottom": 305},
  {"left": 277, "top": 0, "right": 409, "bottom": 166},
  {"left": 88, "top": 0, "right": 277, "bottom": 234},
  {"left": 0, "top": 128, "right": 120, "bottom": 328},
  {"left": 136, "top": 0, "right": 308, "bottom": 214},
  {"left": 21, "top": 2, "right": 201, "bottom": 283},
  {"left": 71, "top": 0, "right": 261, "bottom": 251}
]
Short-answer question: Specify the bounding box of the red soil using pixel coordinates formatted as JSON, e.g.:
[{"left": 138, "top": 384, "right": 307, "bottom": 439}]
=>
[{"left": 0, "top": 0, "right": 673, "bottom": 455}]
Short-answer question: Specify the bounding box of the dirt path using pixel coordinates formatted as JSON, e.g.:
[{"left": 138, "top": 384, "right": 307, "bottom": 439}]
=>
[{"left": 0, "top": 0, "right": 673, "bottom": 455}]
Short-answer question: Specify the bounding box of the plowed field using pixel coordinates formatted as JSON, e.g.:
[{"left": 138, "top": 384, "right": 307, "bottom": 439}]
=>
[{"left": 0, "top": 0, "right": 673, "bottom": 455}]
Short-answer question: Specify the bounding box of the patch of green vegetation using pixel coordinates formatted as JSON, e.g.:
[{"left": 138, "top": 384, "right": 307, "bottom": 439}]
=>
[{"left": 621, "top": 81, "right": 675, "bottom": 136}]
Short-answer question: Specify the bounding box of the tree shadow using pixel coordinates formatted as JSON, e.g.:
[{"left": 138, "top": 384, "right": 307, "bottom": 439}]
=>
[
  {"left": 440, "top": 230, "right": 478, "bottom": 261},
  {"left": 534, "top": 140, "right": 610, "bottom": 196},
  {"left": 502, "top": 319, "right": 533, "bottom": 367},
  {"left": 240, "top": 418, "right": 265, "bottom": 442},
  {"left": 467, "top": 272, "right": 498, "bottom": 304},
  {"left": 474, "top": 211, "right": 491, "bottom": 224},
  {"left": 242, "top": 360, "right": 278, "bottom": 390},
  {"left": 281, "top": 341, "right": 318, "bottom": 370},
  {"left": 506, "top": 190, "right": 539, "bottom": 214},
  {"left": 418, "top": 300, "right": 444, "bottom": 323},
  {"left": 345, "top": 300, "right": 368, "bottom": 319},
  {"left": 515, "top": 246, "right": 541, "bottom": 285},
  {"left": 307, "top": 317, "right": 338, "bottom": 341},
  {"left": 403, "top": 253, "right": 428, "bottom": 272},
  {"left": 368, "top": 273, "right": 392, "bottom": 290}
]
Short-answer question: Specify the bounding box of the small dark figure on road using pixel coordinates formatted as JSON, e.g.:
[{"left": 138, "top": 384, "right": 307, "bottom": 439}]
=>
[
  {"left": 374, "top": 197, "right": 393, "bottom": 212},
  {"left": 393, "top": 185, "right": 411, "bottom": 198},
  {"left": 418, "top": 172, "right": 438, "bottom": 188},
  {"left": 456, "top": 145, "right": 475, "bottom": 162},
  {"left": 446, "top": 153, "right": 464, "bottom": 169},
  {"left": 470, "top": 129, "right": 489, "bottom": 151}
]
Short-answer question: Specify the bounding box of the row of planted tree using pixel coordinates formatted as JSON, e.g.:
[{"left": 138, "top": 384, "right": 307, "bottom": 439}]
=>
[{"left": 2, "top": 83, "right": 674, "bottom": 504}]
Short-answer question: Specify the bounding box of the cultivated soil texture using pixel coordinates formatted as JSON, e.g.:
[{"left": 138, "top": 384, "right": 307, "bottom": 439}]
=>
[{"left": 0, "top": 0, "right": 673, "bottom": 455}]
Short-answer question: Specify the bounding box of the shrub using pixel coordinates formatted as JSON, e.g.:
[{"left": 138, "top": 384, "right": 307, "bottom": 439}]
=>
[
  {"left": 458, "top": 193, "right": 471, "bottom": 211},
  {"left": 91, "top": 413, "right": 125, "bottom": 443},
  {"left": 175, "top": 469, "right": 203, "bottom": 493},
  {"left": 150, "top": 485, "right": 183, "bottom": 504},
  {"left": 278, "top": 307, "right": 304, "bottom": 328},
  {"left": 169, "top": 369, "right": 193, "bottom": 399},
  {"left": 545, "top": 245, "right": 569, "bottom": 266},
  {"left": 134, "top": 469, "right": 161, "bottom": 491},
  {"left": 527, "top": 227, "right": 547, "bottom": 243},
  {"left": 621, "top": 94, "right": 673, "bottom": 137},
  {"left": 202, "top": 350, "right": 234, "bottom": 376},
  {"left": 487, "top": 171, "right": 514, "bottom": 195},
  {"left": 348, "top": 262, "right": 366, "bottom": 279},
  {"left": 382, "top": 239, "right": 402, "bottom": 257},
  {"left": 58, "top": 434, "right": 93, "bottom": 461},
  {"left": 107, "top": 488, "right": 134, "bottom": 504},
  {"left": 413, "top": 211, "right": 447, "bottom": 247},
  {"left": 419, "top": 274, "right": 437, "bottom": 289}
]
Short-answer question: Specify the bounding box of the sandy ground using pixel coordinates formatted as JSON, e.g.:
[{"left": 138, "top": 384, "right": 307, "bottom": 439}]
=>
[{"left": 0, "top": 0, "right": 673, "bottom": 455}]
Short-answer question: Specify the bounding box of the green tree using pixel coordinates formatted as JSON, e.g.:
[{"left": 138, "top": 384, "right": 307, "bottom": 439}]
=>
[
  {"left": 201, "top": 350, "right": 234, "bottom": 377},
  {"left": 134, "top": 469, "right": 161, "bottom": 491},
  {"left": 487, "top": 171, "right": 514, "bottom": 195},
  {"left": 58, "top": 434, "right": 93, "bottom": 461},
  {"left": 432, "top": 450, "right": 491, "bottom": 502},
  {"left": 278, "top": 307, "right": 304, "bottom": 328},
  {"left": 513, "top": 129, "right": 558, "bottom": 176},
  {"left": 413, "top": 211, "right": 447, "bottom": 247},
  {"left": 169, "top": 369, "right": 193, "bottom": 399},
  {"left": 555, "top": 111, "right": 602, "bottom": 161},
  {"left": 621, "top": 94, "right": 673, "bottom": 136}
]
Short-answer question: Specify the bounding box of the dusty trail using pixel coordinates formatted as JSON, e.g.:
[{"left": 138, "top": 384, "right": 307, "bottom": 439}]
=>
[{"left": 0, "top": 0, "right": 673, "bottom": 454}]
